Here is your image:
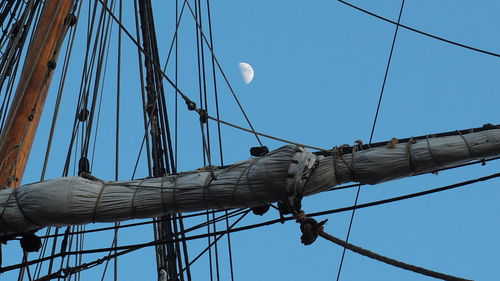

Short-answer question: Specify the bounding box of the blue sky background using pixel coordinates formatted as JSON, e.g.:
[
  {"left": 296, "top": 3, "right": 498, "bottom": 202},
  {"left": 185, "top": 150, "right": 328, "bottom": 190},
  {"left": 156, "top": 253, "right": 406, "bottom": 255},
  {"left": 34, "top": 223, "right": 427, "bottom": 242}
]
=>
[{"left": 3, "top": 0, "right": 500, "bottom": 280}]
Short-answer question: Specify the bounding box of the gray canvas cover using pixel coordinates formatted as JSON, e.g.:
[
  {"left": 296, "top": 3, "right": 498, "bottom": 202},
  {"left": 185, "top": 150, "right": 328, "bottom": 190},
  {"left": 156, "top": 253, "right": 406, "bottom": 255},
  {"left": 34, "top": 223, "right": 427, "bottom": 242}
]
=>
[{"left": 1, "top": 129, "right": 499, "bottom": 239}]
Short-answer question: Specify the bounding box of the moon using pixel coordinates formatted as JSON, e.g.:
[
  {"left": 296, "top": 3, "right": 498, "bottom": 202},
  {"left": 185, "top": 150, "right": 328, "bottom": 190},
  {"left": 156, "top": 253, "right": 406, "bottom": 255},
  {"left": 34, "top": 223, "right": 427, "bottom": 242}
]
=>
[{"left": 239, "top": 62, "right": 254, "bottom": 84}]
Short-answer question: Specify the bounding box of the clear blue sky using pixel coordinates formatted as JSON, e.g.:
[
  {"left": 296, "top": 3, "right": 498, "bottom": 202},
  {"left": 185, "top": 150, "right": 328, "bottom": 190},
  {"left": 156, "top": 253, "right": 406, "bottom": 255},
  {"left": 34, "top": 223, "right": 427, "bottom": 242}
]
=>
[{"left": 4, "top": 0, "right": 500, "bottom": 280}]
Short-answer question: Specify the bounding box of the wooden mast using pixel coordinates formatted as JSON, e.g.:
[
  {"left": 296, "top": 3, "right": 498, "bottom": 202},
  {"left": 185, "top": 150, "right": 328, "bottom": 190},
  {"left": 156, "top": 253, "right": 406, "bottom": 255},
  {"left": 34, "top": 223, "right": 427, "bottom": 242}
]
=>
[{"left": 0, "top": 1, "right": 75, "bottom": 188}]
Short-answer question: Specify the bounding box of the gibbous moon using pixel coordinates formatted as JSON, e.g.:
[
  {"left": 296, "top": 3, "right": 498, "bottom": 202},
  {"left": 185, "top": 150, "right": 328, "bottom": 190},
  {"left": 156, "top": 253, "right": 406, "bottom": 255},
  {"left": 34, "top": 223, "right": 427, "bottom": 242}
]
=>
[{"left": 239, "top": 62, "right": 254, "bottom": 84}]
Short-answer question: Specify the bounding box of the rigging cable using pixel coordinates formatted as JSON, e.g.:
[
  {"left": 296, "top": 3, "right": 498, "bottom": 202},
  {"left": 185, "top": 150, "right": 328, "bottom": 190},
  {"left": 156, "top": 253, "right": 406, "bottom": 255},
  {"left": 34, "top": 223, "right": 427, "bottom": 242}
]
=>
[
  {"left": 56, "top": 0, "right": 114, "bottom": 278},
  {"left": 8, "top": 1, "right": 71, "bottom": 280},
  {"left": 37, "top": 208, "right": 246, "bottom": 240},
  {"left": 132, "top": 0, "right": 153, "bottom": 176},
  {"left": 68, "top": 8, "right": 121, "bottom": 280},
  {"left": 162, "top": 0, "right": 187, "bottom": 74},
  {"left": 113, "top": 1, "right": 122, "bottom": 280},
  {"left": 0, "top": 0, "right": 32, "bottom": 98},
  {"left": 82, "top": 0, "right": 117, "bottom": 162},
  {"left": 98, "top": 0, "right": 264, "bottom": 147},
  {"left": 182, "top": 0, "right": 263, "bottom": 147},
  {"left": 205, "top": 0, "right": 236, "bottom": 279},
  {"left": 139, "top": 1, "right": 190, "bottom": 279},
  {"left": 171, "top": 2, "right": 194, "bottom": 273},
  {"left": 6, "top": 169, "right": 499, "bottom": 276},
  {"left": 206, "top": 116, "right": 328, "bottom": 151},
  {"left": 100, "top": 0, "right": 330, "bottom": 157},
  {"left": 39, "top": 1, "right": 80, "bottom": 180},
  {"left": 335, "top": 2, "right": 405, "bottom": 279},
  {"left": 3, "top": 208, "right": 250, "bottom": 273},
  {"left": 62, "top": 0, "right": 106, "bottom": 177},
  {"left": 318, "top": 229, "right": 470, "bottom": 281},
  {"left": 336, "top": 0, "right": 500, "bottom": 58},
  {"left": 34, "top": 2, "right": 81, "bottom": 279},
  {"left": 326, "top": 156, "right": 500, "bottom": 192},
  {"left": 0, "top": 0, "right": 36, "bottom": 131},
  {"left": 177, "top": 210, "right": 250, "bottom": 278},
  {"left": 73, "top": 2, "right": 120, "bottom": 277},
  {"left": 29, "top": 210, "right": 251, "bottom": 281},
  {"left": 193, "top": 1, "right": 219, "bottom": 279},
  {"left": 6, "top": 1, "right": 500, "bottom": 279}
]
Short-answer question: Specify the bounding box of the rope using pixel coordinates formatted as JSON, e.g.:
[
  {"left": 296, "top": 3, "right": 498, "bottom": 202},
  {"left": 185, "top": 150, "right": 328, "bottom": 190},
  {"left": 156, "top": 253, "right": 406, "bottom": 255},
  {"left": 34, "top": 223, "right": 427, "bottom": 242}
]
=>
[
  {"left": 337, "top": 0, "right": 500, "bottom": 58},
  {"left": 3, "top": 209, "right": 249, "bottom": 273},
  {"left": 207, "top": 115, "right": 328, "bottom": 151},
  {"left": 456, "top": 130, "right": 474, "bottom": 158},
  {"left": 294, "top": 211, "right": 467, "bottom": 281},
  {"left": 182, "top": 0, "right": 263, "bottom": 146},
  {"left": 161, "top": 0, "right": 186, "bottom": 72},
  {"left": 319, "top": 229, "right": 472, "bottom": 281},
  {"left": 24, "top": 210, "right": 251, "bottom": 281},
  {"left": 203, "top": 0, "right": 236, "bottom": 278},
  {"left": 37, "top": 209, "right": 241, "bottom": 239},
  {"left": 326, "top": 155, "right": 500, "bottom": 192},
  {"left": 294, "top": 212, "right": 471, "bottom": 280},
  {"left": 112, "top": 1, "right": 122, "bottom": 280},
  {"left": 98, "top": 0, "right": 331, "bottom": 154},
  {"left": 336, "top": 0, "right": 405, "bottom": 278},
  {"left": 406, "top": 138, "right": 416, "bottom": 171},
  {"left": 178, "top": 210, "right": 249, "bottom": 277},
  {"left": 5, "top": 169, "right": 498, "bottom": 275}
]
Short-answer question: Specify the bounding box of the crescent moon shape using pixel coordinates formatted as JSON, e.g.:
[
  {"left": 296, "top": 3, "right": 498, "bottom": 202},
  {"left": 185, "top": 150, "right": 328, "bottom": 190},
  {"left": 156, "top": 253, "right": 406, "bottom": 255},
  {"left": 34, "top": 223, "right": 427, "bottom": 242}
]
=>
[{"left": 239, "top": 62, "right": 254, "bottom": 84}]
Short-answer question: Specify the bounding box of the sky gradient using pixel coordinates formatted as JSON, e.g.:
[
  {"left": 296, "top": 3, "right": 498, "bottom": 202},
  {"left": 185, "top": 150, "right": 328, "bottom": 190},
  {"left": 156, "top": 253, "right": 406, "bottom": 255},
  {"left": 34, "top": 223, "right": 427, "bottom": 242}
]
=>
[{"left": 3, "top": 0, "right": 500, "bottom": 280}]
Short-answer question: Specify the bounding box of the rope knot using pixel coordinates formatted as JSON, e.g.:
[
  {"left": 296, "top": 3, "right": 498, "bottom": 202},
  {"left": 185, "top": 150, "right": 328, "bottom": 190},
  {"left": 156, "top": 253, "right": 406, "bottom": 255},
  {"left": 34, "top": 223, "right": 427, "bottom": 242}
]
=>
[
  {"left": 199, "top": 109, "right": 208, "bottom": 123},
  {"left": 294, "top": 212, "right": 327, "bottom": 245},
  {"left": 294, "top": 211, "right": 306, "bottom": 223},
  {"left": 185, "top": 100, "right": 196, "bottom": 111}
]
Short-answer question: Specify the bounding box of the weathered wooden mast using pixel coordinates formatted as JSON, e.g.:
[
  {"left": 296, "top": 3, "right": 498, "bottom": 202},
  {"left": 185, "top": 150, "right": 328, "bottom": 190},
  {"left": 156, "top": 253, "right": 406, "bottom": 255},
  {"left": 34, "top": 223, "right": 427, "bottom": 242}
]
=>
[{"left": 0, "top": 1, "right": 75, "bottom": 188}]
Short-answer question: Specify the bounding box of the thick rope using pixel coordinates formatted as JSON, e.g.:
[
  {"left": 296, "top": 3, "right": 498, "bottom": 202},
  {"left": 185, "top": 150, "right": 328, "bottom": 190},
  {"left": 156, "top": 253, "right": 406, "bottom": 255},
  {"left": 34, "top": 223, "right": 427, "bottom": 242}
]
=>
[
  {"left": 294, "top": 212, "right": 471, "bottom": 281},
  {"left": 318, "top": 229, "right": 471, "bottom": 281}
]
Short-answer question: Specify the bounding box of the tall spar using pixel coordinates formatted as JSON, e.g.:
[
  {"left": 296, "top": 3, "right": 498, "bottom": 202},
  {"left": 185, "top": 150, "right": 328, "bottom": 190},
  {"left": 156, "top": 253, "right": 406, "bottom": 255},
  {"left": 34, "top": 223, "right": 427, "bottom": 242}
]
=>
[
  {"left": 0, "top": 1, "right": 75, "bottom": 188},
  {"left": 136, "top": 1, "right": 184, "bottom": 280}
]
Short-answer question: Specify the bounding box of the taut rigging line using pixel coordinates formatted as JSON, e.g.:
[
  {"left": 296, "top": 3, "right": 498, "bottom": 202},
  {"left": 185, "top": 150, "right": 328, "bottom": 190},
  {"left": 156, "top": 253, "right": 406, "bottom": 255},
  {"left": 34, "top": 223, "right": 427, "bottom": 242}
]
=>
[{"left": 337, "top": 0, "right": 500, "bottom": 58}]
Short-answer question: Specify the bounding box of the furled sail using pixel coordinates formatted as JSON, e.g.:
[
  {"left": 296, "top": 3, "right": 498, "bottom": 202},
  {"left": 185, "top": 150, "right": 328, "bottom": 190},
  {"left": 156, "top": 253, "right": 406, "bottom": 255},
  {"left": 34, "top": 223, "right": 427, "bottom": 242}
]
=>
[{"left": 1, "top": 127, "right": 499, "bottom": 239}]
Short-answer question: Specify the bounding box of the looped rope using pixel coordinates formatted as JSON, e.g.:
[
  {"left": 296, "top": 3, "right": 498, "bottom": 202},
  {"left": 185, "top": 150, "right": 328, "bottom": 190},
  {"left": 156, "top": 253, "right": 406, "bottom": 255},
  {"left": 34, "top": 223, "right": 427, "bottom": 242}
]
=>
[
  {"left": 425, "top": 134, "right": 441, "bottom": 166},
  {"left": 456, "top": 130, "right": 474, "bottom": 158},
  {"left": 406, "top": 137, "right": 416, "bottom": 171},
  {"left": 331, "top": 145, "right": 356, "bottom": 183}
]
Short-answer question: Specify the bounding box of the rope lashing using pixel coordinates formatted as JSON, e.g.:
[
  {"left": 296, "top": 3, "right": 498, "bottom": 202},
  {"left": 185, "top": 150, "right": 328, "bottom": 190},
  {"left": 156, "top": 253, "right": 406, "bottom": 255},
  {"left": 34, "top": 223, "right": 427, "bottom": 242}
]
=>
[{"left": 295, "top": 214, "right": 472, "bottom": 281}]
